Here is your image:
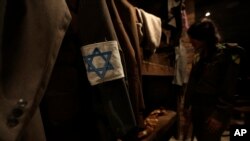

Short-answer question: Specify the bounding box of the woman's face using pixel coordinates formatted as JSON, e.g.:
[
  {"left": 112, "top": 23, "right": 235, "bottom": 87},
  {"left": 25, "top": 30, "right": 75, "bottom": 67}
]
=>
[{"left": 189, "top": 37, "right": 206, "bottom": 52}]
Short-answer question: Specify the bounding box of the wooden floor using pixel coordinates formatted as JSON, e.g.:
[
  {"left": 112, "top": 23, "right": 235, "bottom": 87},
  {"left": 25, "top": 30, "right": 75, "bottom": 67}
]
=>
[{"left": 169, "top": 130, "right": 230, "bottom": 141}]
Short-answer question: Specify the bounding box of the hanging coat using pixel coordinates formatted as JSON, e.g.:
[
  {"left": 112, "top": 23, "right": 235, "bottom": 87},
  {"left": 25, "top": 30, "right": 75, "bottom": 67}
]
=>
[
  {"left": 78, "top": 0, "right": 137, "bottom": 140},
  {"left": 0, "top": 0, "right": 71, "bottom": 140},
  {"left": 106, "top": 0, "right": 146, "bottom": 130}
]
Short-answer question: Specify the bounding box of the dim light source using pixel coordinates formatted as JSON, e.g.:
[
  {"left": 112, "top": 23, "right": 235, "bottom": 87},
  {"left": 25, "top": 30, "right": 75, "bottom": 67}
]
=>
[{"left": 205, "top": 12, "right": 211, "bottom": 17}]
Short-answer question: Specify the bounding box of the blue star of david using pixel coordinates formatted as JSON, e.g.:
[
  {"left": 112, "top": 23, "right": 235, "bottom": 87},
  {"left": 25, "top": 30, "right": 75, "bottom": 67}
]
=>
[{"left": 83, "top": 47, "right": 114, "bottom": 79}]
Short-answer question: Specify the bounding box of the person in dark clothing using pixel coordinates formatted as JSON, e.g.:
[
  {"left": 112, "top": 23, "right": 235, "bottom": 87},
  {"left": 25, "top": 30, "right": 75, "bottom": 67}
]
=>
[{"left": 184, "top": 18, "right": 240, "bottom": 141}]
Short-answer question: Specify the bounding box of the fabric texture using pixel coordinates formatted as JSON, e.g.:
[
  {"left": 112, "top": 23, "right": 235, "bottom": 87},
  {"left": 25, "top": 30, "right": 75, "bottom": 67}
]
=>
[
  {"left": 81, "top": 41, "right": 125, "bottom": 85},
  {"left": 136, "top": 8, "right": 162, "bottom": 54},
  {"left": 0, "top": 0, "right": 71, "bottom": 140}
]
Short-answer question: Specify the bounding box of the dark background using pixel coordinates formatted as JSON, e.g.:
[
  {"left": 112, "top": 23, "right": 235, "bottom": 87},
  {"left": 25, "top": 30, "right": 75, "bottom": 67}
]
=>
[
  {"left": 130, "top": 0, "right": 250, "bottom": 75},
  {"left": 195, "top": 0, "right": 250, "bottom": 72},
  {"left": 129, "top": 0, "right": 250, "bottom": 99},
  {"left": 195, "top": 0, "right": 250, "bottom": 98}
]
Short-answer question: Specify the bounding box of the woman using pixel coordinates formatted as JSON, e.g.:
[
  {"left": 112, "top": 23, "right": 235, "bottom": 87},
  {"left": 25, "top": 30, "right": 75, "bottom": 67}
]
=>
[{"left": 184, "top": 18, "right": 239, "bottom": 141}]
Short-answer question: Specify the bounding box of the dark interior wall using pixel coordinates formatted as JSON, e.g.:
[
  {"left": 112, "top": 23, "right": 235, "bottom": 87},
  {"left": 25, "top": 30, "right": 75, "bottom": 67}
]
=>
[
  {"left": 142, "top": 76, "right": 177, "bottom": 115},
  {"left": 195, "top": 0, "right": 250, "bottom": 44},
  {"left": 128, "top": 0, "right": 168, "bottom": 20}
]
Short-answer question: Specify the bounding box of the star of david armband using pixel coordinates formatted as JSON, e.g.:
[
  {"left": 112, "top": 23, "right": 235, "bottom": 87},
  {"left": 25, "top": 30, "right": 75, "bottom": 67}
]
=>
[{"left": 80, "top": 41, "right": 125, "bottom": 85}]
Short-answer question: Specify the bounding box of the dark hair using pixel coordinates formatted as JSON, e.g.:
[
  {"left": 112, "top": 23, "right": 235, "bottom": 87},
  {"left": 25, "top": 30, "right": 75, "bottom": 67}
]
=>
[{"left": 187, "top": 18, "right": 221, "bottom": 45}]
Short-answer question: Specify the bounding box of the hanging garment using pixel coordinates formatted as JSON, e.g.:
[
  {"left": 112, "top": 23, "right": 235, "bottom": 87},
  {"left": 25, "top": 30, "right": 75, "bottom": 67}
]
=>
[
  {"left": 168, "top": 0, "right": 181, "bottom": 28},
  {"left": 41, "top": 0, "right": 137, "bottom": 141},
  {"left": 78, "top": 0, "right": 137, "bottom": 140},
  {"left": 0, "top": 0, "right": 71, "bottom": 140},
  {"left": 136, "top": 8, "right": 162, "bottom": 56},
  {"left": 172, "top": 41, "right": 189, "bottom": 86},
  {"left": 107, "top": 0, "right": 146, "bottom": 131}
]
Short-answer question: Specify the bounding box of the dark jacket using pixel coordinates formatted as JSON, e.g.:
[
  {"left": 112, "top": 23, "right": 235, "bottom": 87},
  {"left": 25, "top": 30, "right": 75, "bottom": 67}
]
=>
[
  {"left": 78, "top": 0, "right": 137, "bottom": 140},
  {"left": 184, "top": 45, "right": 239, "bottom": 123},
  {"left": 41, "top": 0, "right": 137, "bottom": 140}
]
